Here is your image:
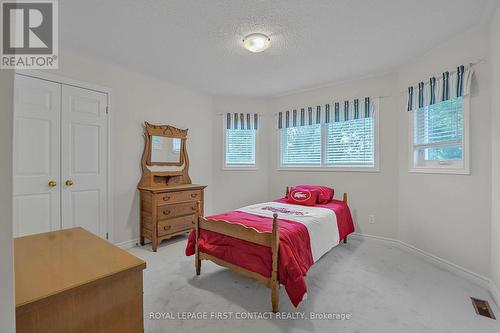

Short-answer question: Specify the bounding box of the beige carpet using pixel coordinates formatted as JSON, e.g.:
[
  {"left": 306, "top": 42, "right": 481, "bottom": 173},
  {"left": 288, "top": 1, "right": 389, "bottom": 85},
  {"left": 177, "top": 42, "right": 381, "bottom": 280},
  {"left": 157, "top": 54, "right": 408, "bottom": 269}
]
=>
[{"left": 129, "top": 235, "right": 499, "bottom": 333}]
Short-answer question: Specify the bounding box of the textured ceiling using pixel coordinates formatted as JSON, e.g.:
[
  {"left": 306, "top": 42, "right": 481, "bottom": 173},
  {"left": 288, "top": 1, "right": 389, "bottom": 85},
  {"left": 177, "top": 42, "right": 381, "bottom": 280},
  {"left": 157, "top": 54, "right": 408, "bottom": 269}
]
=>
[{"left": 61, "top": 0, "right": 499, "bottom": 96}]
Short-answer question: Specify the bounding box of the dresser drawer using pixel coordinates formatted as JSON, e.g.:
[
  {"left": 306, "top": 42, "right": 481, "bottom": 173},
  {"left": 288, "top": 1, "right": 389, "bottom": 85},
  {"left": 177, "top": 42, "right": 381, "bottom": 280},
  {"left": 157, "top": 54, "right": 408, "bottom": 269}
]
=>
[
  {"left": 157, "top": 190, "right": 202, "bottom": 204},
  {"left": 157, "top": 201, "right": 197, "bottom": 220},
  {"left": 158, "top": 215, "right": 195, "bottom": 236}
]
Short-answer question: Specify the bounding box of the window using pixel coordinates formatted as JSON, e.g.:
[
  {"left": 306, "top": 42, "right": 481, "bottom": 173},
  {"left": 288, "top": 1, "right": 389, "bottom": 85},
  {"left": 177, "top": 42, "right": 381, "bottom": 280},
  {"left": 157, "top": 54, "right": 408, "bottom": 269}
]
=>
[
  {"left": 325, "top": 117, "right": 374, "bottom": 166},
  {"left": 223, "top": 112, "right": 259, "bottom": 169},
  {"left": 281, "top": 124, "right": 321, "bottom": 166},
  {"left": 407, "top": 64, "right": 471, "bottom": 174},
  {"left": 410, "top": 97, "right": 468, "bottom": 173},
  {"left": 224, "top": 129, "right": 256, "bottom": 168},
  {"left": 279, "top": 104, "right": 378, "bottom": 170}
]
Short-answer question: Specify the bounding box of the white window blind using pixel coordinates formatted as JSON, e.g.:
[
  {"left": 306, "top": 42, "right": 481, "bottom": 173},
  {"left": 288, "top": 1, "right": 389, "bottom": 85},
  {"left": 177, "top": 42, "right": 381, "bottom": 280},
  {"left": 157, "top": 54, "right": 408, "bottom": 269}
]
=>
[
  {"left": 326, "top": 117, "right": 374, "bottom": 166},
  {"left": 280, "top": 120, "right": 376, "bottom": 168},
  {"left": 225, "top": 129, "right": 256, "bottom": 166},
  {"left": 413, "top": 97, "right": 463, "bottom": 162},
  {"left": 281, "top": 124, "right": 322, "bottom": 166}
]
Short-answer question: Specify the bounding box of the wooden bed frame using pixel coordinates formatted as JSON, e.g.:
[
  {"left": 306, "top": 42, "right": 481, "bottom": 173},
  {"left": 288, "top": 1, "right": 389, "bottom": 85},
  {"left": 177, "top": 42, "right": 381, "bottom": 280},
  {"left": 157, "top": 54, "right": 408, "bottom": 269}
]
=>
[{"left": 194, "top": 189, "right": 349, "bottom": 313}]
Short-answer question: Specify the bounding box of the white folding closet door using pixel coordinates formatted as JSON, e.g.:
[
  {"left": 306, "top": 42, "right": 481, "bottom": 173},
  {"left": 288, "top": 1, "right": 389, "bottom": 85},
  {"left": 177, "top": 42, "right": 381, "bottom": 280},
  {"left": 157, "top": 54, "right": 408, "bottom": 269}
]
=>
[
  {"left": 13, "top": 74, "right": 109, "bottom": 239},
  {"left": 13, "top": 75, "right": 61, "bottom": 237},
  {"left": 61, "top": 85, "right": 108, "bottom": 239}
]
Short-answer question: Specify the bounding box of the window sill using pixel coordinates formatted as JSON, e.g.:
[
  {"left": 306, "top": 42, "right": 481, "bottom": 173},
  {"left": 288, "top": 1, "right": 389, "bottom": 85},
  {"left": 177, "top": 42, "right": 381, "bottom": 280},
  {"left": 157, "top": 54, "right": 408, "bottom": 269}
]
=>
[
  {"left": 223, "top": 166, "right": 259, "bottom": 171},
  {"left": 408, "top": 167, "right": 470, "bottom": 175},
  {"left": 277, "top": 166, "right": 380, "bottom": 173}
]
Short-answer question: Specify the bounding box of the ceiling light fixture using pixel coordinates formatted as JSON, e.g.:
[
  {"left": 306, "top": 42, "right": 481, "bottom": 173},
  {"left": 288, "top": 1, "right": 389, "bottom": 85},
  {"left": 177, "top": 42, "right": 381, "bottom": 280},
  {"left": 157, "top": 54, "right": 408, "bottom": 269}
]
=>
[{"left": 242, "top": 33, "right": 270, "bottom": 53}]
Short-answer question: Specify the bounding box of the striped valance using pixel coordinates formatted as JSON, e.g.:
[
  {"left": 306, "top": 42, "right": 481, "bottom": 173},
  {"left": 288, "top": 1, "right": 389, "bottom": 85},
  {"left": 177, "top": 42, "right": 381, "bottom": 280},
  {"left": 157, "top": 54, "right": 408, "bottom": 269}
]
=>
[
  {"left": 406, "top": 64, "right": 473, "bottom": 112},
  {"left": 226, "top": 113, "right": 259, "bottom": 130},
  {"left": 277, "top": 97, "right": 373, "bottom": 129}
]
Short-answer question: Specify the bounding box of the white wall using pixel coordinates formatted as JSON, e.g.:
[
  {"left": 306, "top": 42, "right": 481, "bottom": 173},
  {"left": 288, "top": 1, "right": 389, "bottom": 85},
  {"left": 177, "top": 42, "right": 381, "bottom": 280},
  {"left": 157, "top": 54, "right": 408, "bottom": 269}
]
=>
[
  {"left": 397, "top": 27, "right": 492, "bottom": 276},
  {"left": 267, "top": 74, "right": 400, "bottom": 239},
  {"left": 211, "top": 96, "right": 271, "bottom": 213},
  {"left": 0, "top": 70, "right": 15, "bottom": 332},
  {"left": 490, "top": 6, "right": 500, "bottom": 295},
  {"left": 47, "top": 50, "right": 214, "bottom": 244}
]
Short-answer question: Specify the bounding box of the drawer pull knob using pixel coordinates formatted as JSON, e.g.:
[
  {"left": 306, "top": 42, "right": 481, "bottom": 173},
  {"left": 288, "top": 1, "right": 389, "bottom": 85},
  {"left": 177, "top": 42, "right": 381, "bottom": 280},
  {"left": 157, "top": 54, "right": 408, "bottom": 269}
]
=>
[
  {"left": 190, "top": 193, "right": 198, "bottom": 198},
  {"left": 163, "top": 225, "right": 171, "bottom": 231},
  {"left": 163, "top": 210, "right": 171, "bottom": 215},
  {"left": 163, "top": 196, "right": 170, "bottom": 201},
  {"left": 191, "top": 207, "right": 196, "bottom": 211}
]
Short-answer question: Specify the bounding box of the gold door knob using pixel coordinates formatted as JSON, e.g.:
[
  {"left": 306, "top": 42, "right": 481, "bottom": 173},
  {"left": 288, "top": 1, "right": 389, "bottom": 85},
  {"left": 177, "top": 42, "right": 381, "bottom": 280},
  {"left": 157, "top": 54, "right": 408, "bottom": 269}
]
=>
[
  {"left": 65, "top": 180, "right": 74, "bottom": 186},
  {"left": 48, "top": 180, "right": 57, "bottom": 188}
]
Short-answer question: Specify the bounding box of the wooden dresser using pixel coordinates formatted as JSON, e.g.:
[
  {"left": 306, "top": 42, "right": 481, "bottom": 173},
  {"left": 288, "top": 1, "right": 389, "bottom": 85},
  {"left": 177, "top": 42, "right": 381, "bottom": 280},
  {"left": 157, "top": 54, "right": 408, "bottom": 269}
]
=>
[
  {"left": 138, "top": 184, "right": 206, "bottom": 251},
  {"left": 14, "top": 228, "right": 146, "bottom": 333}
]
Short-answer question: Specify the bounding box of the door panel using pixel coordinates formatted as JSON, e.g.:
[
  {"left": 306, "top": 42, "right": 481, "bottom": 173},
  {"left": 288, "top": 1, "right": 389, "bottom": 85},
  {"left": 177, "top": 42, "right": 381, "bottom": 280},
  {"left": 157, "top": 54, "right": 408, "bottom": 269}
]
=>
[
  {"left": 71, "top": 123, "right": 100, "bottom": 173},
  {"left": 14, "top": 194, "right": 53, "bottom": 236},
  {"left": 13, "top": 75, "right": 61, "bottom": 237},
  {"left": 61, "top": 85, "right": 108, "bottom": 239},
  {"left": 70, "top": 190, "right": 100, "bottom": 235},
  {"left": 15, "top": 118, "right": 51, "bottom": 175}
]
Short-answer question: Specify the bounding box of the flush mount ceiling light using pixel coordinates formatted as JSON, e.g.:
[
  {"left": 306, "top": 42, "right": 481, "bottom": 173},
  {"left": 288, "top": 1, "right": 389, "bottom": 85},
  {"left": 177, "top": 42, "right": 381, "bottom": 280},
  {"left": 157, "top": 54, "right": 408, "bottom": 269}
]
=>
[{"left": 242, "top": 33, "right": 271, "bottom": 53}]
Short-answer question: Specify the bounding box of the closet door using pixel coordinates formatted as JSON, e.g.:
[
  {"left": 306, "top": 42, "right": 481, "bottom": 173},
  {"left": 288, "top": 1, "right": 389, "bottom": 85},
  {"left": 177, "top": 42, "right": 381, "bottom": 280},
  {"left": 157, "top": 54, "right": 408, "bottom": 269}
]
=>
[
  {"left": 13, "top": 75, "right": 61, "bottom": 237},
  {"left": 61, "top": 85, "right": 108, "bottom": 239}
]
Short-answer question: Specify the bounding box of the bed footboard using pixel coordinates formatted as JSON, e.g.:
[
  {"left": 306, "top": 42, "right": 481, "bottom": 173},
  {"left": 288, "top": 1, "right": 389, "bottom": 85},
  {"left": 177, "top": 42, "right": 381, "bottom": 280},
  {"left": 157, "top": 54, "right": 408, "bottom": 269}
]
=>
[{"left": 194, "top": 201, "right": 280, "bottom": 312}]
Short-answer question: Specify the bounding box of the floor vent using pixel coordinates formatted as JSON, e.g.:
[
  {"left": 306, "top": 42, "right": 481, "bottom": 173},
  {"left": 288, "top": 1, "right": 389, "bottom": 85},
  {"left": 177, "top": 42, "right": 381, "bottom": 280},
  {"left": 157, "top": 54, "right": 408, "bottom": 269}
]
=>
[{"left": 471, "top": 297, "right": 496, "bottom": 319}]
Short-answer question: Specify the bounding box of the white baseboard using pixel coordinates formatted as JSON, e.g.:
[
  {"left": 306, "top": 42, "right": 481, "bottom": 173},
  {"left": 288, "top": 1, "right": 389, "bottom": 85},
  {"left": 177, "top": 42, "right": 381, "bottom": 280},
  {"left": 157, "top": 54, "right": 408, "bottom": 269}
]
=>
[
  {"left": 351, "top": 232, "right": 497, "bottom": 305},
  {"left": 350, "top": 232, "right": 399, "bottom": 245},
  {"left": 115, "top": 238, "right": 139, "bottom": 250}
]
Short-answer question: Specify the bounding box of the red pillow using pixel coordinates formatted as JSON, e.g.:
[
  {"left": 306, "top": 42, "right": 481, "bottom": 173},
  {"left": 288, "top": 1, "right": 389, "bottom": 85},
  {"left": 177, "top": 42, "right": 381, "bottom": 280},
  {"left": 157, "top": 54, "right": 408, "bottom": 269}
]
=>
[
  {"left": 291, "top": 185, "right": 334, "bottom": 204},
  {"left": 287, "top": 189, "right": 318, "bottom": 206}
]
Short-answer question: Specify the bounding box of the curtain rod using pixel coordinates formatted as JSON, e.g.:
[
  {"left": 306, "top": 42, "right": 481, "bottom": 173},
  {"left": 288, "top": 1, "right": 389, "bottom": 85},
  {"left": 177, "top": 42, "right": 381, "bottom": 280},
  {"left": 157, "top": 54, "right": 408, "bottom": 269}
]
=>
[
  {"left": 270, "top": 96, "right": 386, "bottom": 115},
  {"left": 400, "top": 59, "right": 485, "bottom": 94},
  {"left": 216, "top": 112, "right": 266, "bottom": 116}
]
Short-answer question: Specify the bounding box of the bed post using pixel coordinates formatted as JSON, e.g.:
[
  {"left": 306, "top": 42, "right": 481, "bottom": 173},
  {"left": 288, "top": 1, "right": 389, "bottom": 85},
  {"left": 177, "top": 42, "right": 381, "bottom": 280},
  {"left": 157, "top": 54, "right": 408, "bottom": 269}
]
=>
[
  {"left": 343, "top": 193, "right": 348, "bottom": 244},
  {"left": 271, "top": 213, "right": 279, "bottom": 313},
  {"left": 195, "top": 201, "right": 201, "bottom": 275}
]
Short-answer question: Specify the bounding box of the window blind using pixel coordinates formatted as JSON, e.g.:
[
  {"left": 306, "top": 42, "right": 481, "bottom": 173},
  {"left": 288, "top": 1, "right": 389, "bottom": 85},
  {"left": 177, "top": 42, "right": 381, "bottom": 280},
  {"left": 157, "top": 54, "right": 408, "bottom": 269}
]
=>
[
  {"left": 413, "top": 97, "right": 463, "bottom": 160},
  {"left": 225, "top": 129, "right": 256, "bottom": 165},
  {"left": 325, "top": 117, "right": 374, "bottom": 166},
  {"left": 281, "top": 124, "right": 321, "bottom": 165}
]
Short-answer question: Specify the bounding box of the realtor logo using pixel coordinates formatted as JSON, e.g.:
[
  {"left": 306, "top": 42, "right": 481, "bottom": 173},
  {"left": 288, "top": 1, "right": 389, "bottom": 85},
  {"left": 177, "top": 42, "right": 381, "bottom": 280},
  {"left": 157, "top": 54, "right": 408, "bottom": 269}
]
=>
[{"left": 1, "top": 0, "right": 58, "bottom": 68}]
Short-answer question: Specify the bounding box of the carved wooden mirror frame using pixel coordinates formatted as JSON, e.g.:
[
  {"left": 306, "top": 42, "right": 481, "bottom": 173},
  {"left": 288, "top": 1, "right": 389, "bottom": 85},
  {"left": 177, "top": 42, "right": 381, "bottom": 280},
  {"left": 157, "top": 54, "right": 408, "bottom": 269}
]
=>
[
  {"left": 146, "top": 132, "right": 185, "bottom": 167},
  {"left": 138, "top": 122, "right": 192, "bottom": 187}
]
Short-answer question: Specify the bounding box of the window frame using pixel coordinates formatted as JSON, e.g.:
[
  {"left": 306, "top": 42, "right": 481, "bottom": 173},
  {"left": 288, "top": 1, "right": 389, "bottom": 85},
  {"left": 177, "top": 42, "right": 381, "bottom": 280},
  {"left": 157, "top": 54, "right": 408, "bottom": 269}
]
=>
[
  {"left": 222, "top": 118, "right": 259, "bottom": 171},
  {"left": 277, "top": 100, "right": 380, "bottom": 172},
  {"left": 408, "top": 95, "right": 470, "bottom": 175}
]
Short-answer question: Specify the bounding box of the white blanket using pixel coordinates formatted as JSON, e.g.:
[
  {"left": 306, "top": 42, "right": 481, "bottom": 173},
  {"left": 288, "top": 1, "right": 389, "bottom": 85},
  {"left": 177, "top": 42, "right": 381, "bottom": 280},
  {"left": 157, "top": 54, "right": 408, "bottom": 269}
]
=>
[{"left": 237, "top": 202, "right": 339, "bottom": 262}]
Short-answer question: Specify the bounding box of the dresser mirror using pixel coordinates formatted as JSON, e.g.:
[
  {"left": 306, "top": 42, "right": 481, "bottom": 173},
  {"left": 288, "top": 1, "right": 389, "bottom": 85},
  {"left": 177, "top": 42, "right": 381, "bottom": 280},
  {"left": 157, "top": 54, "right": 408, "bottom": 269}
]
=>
[
  {"left": 138, "top": 122, "right": 206, "bottom": 251},
  {"left": 149, "top": 136, "right": 182, "bottom": 165},
  {"left": 139, "top": 122, "right": 191, "bottom": 187}
]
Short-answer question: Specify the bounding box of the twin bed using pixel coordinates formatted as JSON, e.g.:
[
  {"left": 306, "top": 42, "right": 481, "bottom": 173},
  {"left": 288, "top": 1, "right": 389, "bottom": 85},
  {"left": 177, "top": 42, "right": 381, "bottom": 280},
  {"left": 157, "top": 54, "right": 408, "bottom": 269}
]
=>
[{"left": 185, "top": 186, "right": 354, "bottom": 312}]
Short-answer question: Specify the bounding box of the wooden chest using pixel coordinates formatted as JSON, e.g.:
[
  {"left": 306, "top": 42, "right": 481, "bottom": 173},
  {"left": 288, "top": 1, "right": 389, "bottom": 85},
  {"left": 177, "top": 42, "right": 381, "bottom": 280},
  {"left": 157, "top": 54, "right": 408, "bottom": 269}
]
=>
[
  {"left": 15, "top": 228, "right": 146, "bottom": 333},
  {"left": 138, "top": 184, "right": 206, "bottom": 251}
]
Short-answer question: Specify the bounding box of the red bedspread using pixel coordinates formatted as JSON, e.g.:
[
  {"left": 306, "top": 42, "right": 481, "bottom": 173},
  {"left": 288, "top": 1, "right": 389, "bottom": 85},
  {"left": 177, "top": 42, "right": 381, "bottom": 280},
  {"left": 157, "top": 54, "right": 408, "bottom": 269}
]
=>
[{"left": 185, "top": 199, "right": 354, "bottom": 307}]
